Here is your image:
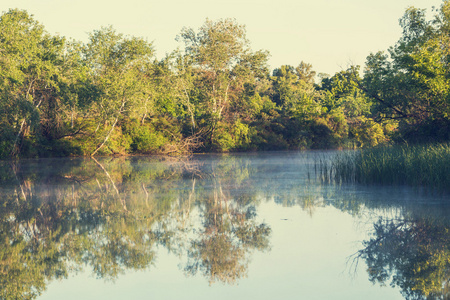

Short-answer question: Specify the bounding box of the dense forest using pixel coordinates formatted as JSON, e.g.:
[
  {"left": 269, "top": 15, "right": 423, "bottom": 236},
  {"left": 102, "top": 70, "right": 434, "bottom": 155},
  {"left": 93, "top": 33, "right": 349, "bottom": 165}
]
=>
[{"left": 1, "top": 1, "right": 449, "bottom": 158}]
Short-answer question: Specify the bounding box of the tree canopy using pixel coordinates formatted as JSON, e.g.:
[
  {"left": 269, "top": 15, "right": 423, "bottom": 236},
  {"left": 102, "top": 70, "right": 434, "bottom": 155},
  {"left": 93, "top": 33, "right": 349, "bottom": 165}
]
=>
[{"left": 0, "top": 2, "right": 449, "bottom": 159}]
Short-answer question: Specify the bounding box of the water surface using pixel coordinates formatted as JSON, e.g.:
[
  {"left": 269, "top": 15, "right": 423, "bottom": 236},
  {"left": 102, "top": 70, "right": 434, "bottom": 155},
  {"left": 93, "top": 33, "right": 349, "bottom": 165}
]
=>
[{"left": 1, "top": 151, "right": 449, "bottom": 299}]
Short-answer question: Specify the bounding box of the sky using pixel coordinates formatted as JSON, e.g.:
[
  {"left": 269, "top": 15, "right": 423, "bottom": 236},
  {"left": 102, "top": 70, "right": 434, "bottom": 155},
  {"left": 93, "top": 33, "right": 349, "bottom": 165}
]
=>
[{"left": 1, "top": 0, "right": 444, "bottom": 76}]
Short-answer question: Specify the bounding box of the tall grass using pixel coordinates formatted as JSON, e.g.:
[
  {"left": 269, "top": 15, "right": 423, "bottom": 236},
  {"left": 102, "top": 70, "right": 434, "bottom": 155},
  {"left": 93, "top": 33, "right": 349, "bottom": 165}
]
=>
[{"left": 327, "top": 144, "right": 450, "bottom": 192}]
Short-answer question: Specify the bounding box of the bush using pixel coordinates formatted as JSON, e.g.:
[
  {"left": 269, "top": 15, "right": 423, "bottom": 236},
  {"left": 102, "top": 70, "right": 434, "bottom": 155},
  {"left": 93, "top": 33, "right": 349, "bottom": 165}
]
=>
[
  {"left": 348, "top": 116, "right": 388, "bottom": 148},
  {"left": 212, "top": 120, "right": 252, "bottom": 152},
  {"left": 124, "top": 121, "right": 168, "bottom": 154}
]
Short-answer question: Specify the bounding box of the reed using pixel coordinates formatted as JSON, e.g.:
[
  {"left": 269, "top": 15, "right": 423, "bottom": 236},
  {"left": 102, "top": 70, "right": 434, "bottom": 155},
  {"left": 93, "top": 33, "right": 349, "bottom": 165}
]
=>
[{"left": 327, "top": 144, "right": 450, "bottom": 191}]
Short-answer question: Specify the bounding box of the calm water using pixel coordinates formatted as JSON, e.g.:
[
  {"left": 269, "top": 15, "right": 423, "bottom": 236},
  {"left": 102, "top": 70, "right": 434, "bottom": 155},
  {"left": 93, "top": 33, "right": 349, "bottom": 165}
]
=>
[{"left": 1, "top": 151, "right": 449, "bottom": 300}]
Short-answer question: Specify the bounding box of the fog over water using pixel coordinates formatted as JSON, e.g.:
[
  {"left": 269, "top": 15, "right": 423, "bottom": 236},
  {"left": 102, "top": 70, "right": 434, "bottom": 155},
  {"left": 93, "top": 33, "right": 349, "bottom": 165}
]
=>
[{"left": 1, "top": 151, "right": 449, "bottom": 300}]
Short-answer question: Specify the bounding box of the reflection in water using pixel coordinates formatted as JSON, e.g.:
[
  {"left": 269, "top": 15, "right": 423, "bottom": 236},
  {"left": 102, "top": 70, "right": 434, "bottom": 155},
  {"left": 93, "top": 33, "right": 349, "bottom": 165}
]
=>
[
  {"left": 0, "top": 155, "right": 273, "bottom": 299},
  {"left": 0, "top": 152, "right": 449, "bottom": 299},
  {"left": 183, "top": 176, "right": 271, "bottom": 284},
  {"left": 354, "top": 215, "right": 450, "bottom": 300}
]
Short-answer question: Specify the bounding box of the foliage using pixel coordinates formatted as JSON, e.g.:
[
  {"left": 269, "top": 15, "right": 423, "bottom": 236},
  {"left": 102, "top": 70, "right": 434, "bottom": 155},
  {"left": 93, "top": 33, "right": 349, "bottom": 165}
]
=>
[
  {"left": 362, "top": 1, "right": 450, "bottom": 143},
  {"left": 0, "top": 9, "right": 70, "bottom": 157},
  {"left": 1, "top": 3, "right": 450, "bottom": 159},
  {"left": 124, "top": 120, "right": 168, "bottom": 154}
]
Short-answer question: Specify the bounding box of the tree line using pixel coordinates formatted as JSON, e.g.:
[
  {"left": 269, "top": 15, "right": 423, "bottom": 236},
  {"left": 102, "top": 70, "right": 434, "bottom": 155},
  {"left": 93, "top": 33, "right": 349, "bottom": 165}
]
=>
[{"left": 1, "top": 1, "right": 449, "bottom": 158}]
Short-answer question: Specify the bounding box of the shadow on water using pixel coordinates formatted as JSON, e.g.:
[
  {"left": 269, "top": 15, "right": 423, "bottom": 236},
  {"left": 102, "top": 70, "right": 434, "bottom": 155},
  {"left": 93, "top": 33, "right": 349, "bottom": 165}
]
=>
[{"left": 0, "top": 151, "right": 449, "bottom": 299}]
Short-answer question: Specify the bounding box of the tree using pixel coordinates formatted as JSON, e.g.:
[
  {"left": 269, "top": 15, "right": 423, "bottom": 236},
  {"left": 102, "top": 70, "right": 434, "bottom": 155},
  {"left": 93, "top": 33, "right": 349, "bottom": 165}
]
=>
[
  {"left": 178, "top": 19, "right": 270, "bottom": 150},
  {"left": 268, "top": 63, "right": 331, "bottom": 148},
  {"left": 82, "top": 26, "right": 155, "bottom": 155},
  {"left": 320, "top": 68, "right": 392, "bottom": 148},
  {"left": 362, "top": 1, "right": 450, "bottom": 142},
  {"left": 0, "top": 9, "right": 70, "bottom": 157}
]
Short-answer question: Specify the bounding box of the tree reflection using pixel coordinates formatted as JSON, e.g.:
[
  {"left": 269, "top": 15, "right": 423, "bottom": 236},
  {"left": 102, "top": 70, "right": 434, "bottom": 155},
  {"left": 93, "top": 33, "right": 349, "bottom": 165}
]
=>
[
  {"left": 354, "top": 216, "right": 450, "bottom": 300},
  {"left": 184, "top": 178, "right": 270, "bottom": 284},
  {"left": 0, "top": 158, "right": 159, "bottom": 299},
  {"left": 0, "top": 155, "right": 271, "bottom": 299}
]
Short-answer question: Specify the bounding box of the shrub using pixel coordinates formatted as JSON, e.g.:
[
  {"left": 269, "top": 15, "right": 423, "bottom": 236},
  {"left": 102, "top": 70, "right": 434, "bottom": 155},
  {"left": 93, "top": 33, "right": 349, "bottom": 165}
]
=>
[{"left": 124, "top": 121, "right": 167, "bottom": 154}]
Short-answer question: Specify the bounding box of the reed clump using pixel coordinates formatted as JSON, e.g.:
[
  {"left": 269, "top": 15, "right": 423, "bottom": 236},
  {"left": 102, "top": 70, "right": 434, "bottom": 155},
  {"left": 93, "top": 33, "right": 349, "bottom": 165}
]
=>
[{"left": 328, "top": 144, "right": 450, "bottom": 191}]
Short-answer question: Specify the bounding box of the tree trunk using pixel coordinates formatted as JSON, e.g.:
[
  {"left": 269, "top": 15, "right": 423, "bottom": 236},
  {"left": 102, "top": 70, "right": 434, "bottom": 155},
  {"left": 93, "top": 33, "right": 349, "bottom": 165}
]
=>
[
  {"left": 91, "top": 100, "right": 125, "bottom": 156},
  {"left": 91, "top": 116, "right": 119, "bottom": 156}
]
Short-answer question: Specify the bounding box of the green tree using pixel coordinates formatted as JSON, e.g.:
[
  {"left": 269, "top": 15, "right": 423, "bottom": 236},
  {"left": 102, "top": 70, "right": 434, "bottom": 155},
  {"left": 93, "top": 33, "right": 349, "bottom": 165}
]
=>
[
  {"left": 268, "top": 63, "right": 330, "bottom": 148},
  {"left": 82, "top": 26, "right": 155, "bottom": 155},
  {"left": 321, "top": 68, "right": 392, "bottom": 148},
  {"left": 178, "top": 19, "right": 270, "bottom": 150},
  {"left": 0, "top": 9, "right": 73, "bottom": 157},
  {"left": 362, "top": 1, "right": 450, "bottom": 142}
]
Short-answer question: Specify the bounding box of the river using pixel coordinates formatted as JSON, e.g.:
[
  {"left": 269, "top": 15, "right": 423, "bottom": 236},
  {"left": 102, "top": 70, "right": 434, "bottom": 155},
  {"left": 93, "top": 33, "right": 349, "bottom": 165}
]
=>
[{"left": 1, "top": 151, "right": 449, "bottom": 299}]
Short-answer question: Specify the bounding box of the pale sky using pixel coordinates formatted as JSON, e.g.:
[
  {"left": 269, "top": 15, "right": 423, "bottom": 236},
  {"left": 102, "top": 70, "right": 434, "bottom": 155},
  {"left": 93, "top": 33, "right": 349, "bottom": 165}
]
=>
[{"left": 1, "top": 0, "right": 443, "bottom": 76}]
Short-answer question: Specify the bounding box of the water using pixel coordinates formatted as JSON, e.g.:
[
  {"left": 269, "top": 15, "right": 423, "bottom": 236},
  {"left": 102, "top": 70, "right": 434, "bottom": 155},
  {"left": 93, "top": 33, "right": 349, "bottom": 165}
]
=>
[{"left": 1, "top": 151, "right": 449, "bottom": 300}]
